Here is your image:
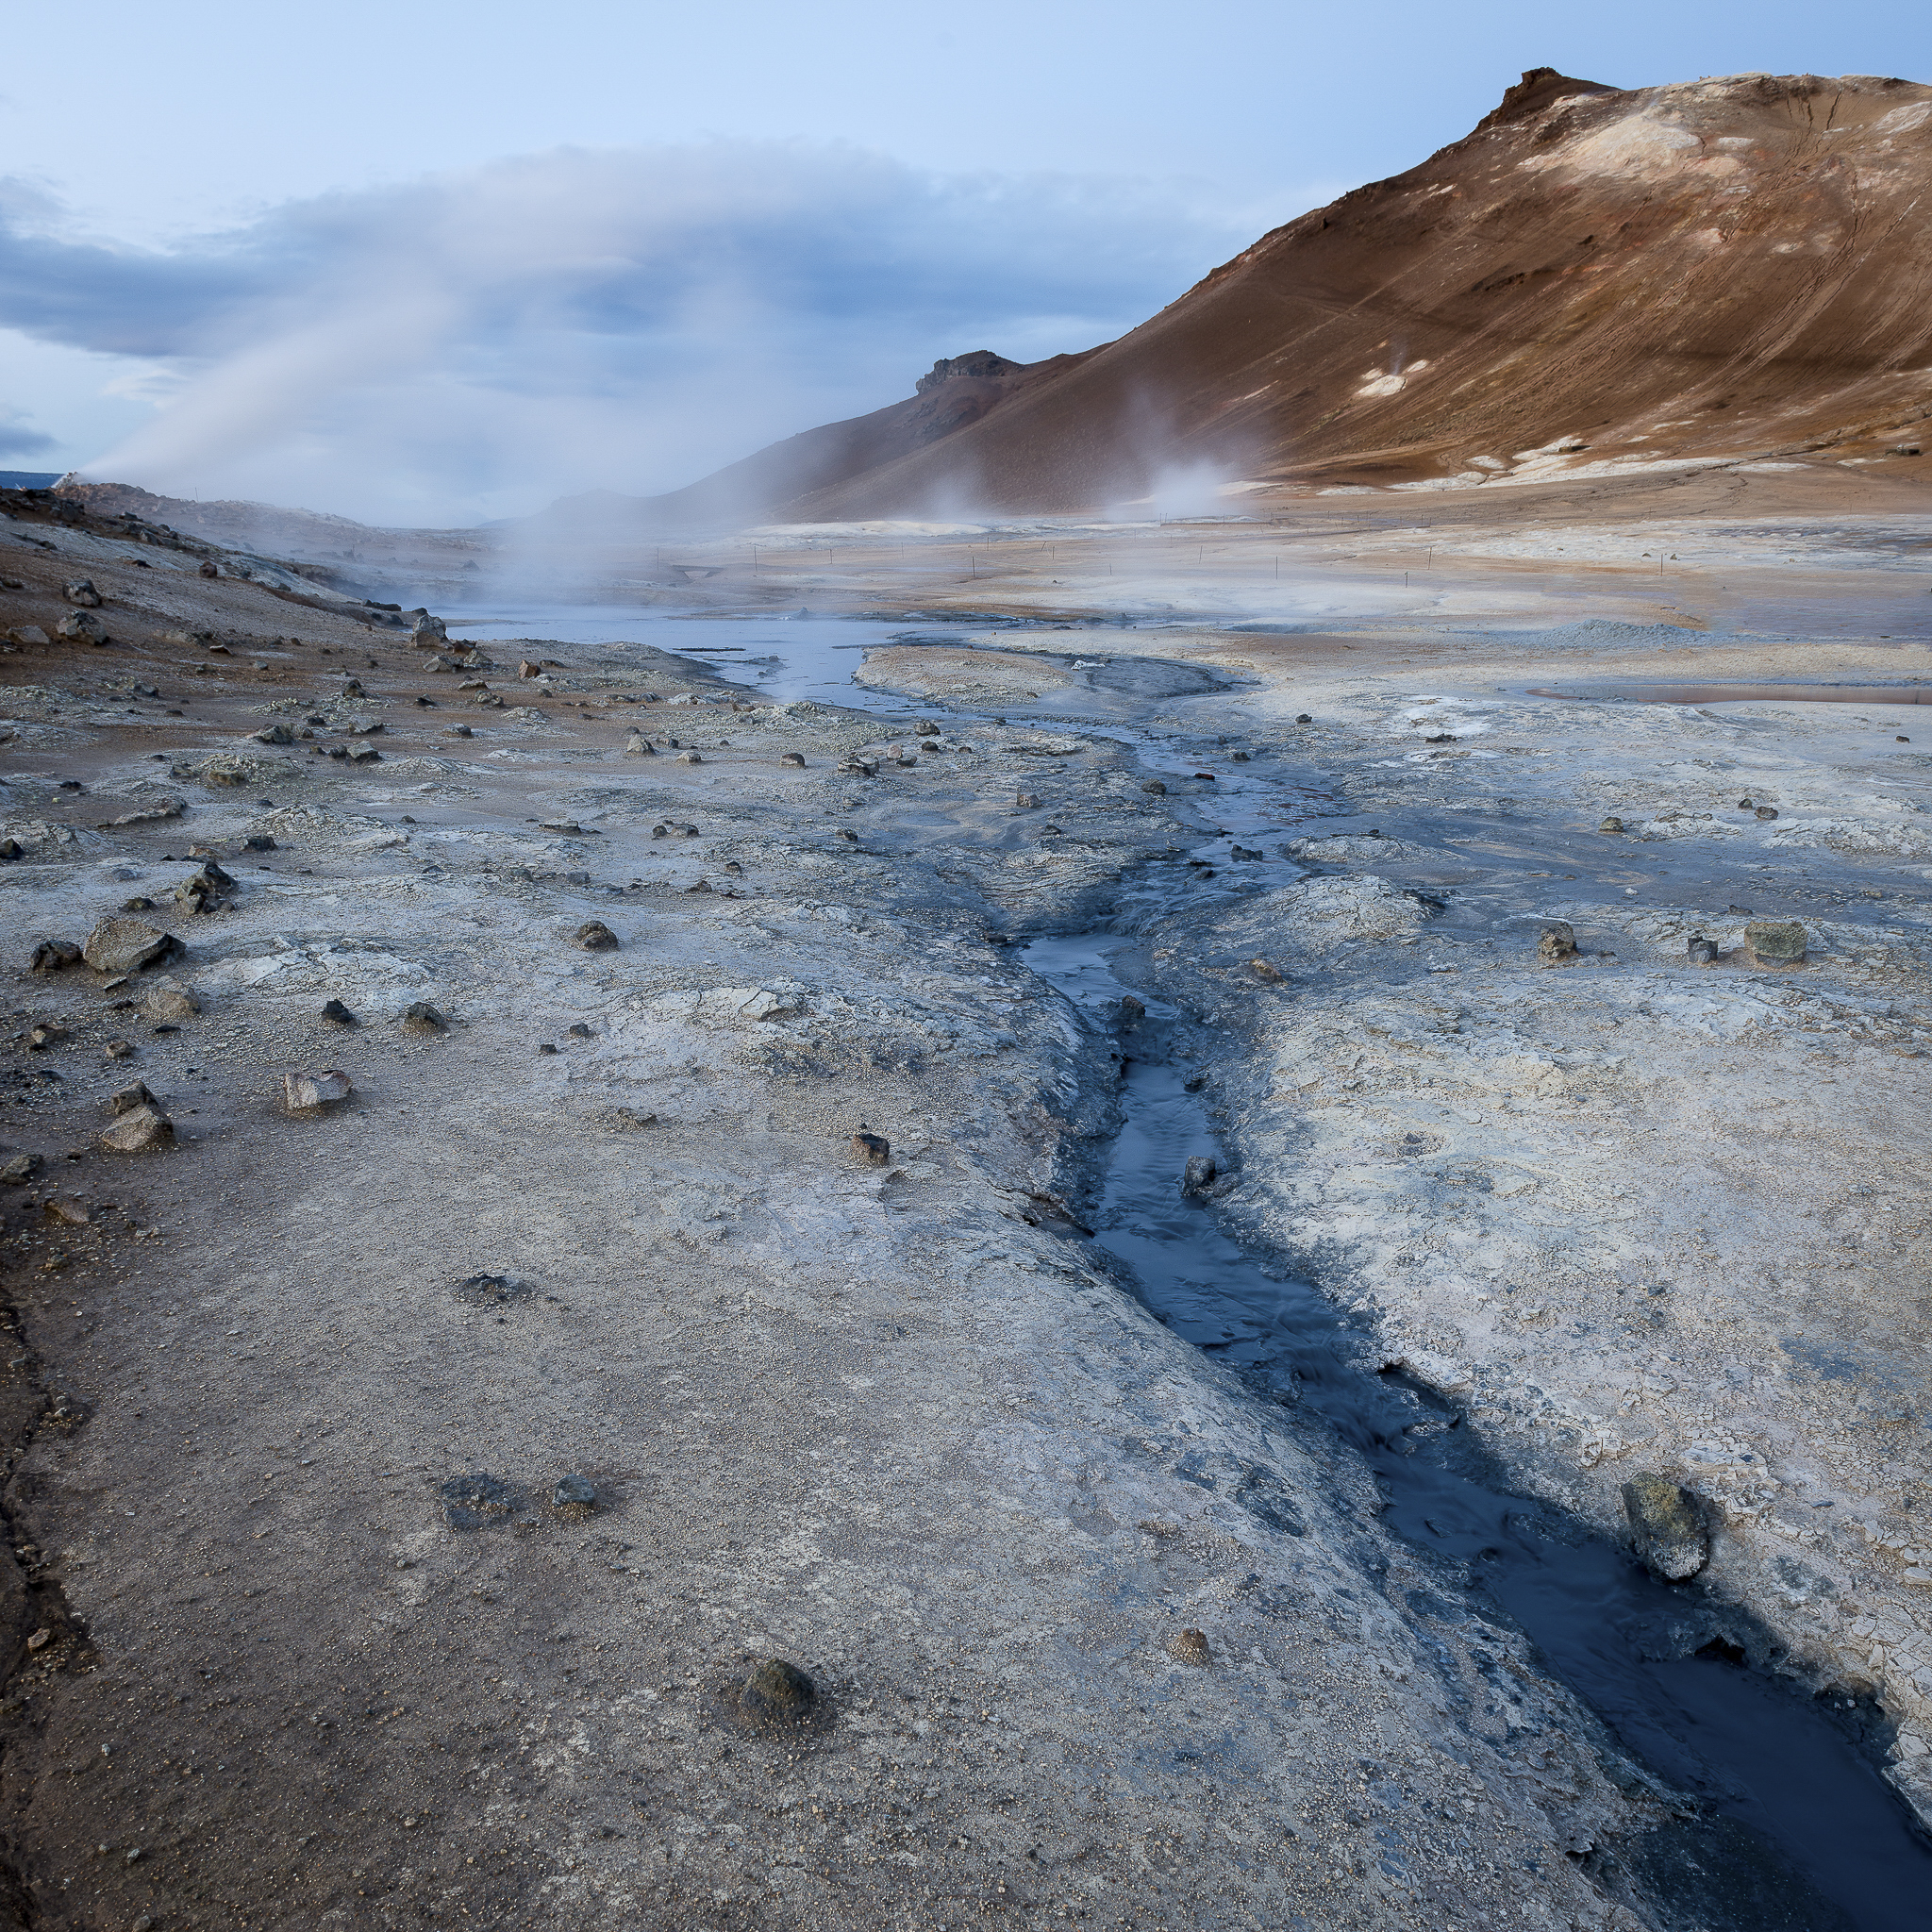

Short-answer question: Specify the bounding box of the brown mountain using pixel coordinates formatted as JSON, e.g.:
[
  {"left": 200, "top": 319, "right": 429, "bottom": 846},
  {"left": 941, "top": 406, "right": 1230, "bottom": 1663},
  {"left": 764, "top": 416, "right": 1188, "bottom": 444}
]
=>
[{"left": 638, "top": 67, "right": 1932, "bottom": 522}]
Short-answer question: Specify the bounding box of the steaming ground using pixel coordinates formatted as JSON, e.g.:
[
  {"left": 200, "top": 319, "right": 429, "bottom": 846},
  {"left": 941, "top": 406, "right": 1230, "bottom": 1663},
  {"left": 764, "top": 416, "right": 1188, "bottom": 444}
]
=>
[{"left": 2, "top": 464, "right": 1931, "bottom": 1926}]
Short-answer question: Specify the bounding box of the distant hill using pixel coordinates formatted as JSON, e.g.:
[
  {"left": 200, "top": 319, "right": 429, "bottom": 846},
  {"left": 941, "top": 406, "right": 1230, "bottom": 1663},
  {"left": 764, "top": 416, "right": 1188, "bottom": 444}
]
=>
[{"left": 574, "top": 68, "right": 1932, "bottom": 524}]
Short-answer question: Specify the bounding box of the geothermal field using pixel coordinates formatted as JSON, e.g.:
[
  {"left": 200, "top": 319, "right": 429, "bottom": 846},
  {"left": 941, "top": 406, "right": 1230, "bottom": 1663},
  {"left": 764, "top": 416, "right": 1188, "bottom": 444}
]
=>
[{"left": 3, "top": 63, "right": 1932, "bottom": 1932}]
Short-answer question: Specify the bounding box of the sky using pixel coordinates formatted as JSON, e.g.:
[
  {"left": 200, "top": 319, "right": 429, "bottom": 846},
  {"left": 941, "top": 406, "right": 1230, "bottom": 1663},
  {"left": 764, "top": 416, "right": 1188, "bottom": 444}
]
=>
[{"left": 2, "top": 0, "right": 1928, "bottom": 525}]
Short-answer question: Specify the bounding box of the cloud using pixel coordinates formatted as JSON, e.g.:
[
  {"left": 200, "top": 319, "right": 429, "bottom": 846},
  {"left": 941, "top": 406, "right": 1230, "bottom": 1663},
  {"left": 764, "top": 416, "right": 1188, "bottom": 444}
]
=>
[
  {"left": 0, "top": 145, "right": 1254, "bottom": 523},
  {"left": 0, "top": 405, "right": 55, "bottom": 458}
]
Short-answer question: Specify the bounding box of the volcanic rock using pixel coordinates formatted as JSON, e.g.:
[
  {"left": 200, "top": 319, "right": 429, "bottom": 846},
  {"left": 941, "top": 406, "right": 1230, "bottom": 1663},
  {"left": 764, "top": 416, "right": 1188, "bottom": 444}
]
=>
[{"left": 81, "top": 917, "right": 179, "bottom": 975}]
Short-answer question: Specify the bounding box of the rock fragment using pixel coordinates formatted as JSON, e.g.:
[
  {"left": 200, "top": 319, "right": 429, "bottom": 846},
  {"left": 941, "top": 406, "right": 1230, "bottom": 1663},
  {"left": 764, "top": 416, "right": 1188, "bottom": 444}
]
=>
[
  {"left": 624, "top": 734, "right": 655, "bottom": 757},
  {"left": 109, "top": 1080, "right": 157, "bottom": 1116},
  {"left": 573, "top": 921, "right": 619, "bottom": 952},
  {"left": 0, "top": 1155, "right": 41, "bottom": 1184},
  {"left": 1622, "top": 1474, "right": 1709, "bottom": 1580},
  {"left": 737, "top": 1658, "right": 817, "bottom": 1728},
  {"left": 284, "top": 1069, "right": 353, "bottom": 1113},
  {"left": 98, "top": 1104, "right": 174, "bottom": 1153},
  {"left": 1743, "top": 920, "right": 1807, "bottom": 968},
  {"left": 852, "top": 1130, "right": 891, "bottom": 1167},
  {"left": 1141, "top": 779, "right": 1167, "bottom": 795},
  {"left": 82, "top": 917, "right": 179, "bottom": 975},
  {"left": 1755, "top": 805, "right": 1779, "bottom": 821},
  {"left": 62, "top": 579, "right": 102, "bottom": 608},
  {"left": 1537, "top": 921, "right": 1579, "bottom": 964},
  {"left": 402, "top": 1001, "right": 445, "bottom": 1032},
  {"left": 553, "top": 1474, "right": 596, "bottom": 1517},
  {"left": 1166, "top": 1628, "right": 1211, "bottom": 1666},
  {"left": 29, "top": 941, "right": 81, "bottom": 974},
  {"left": 1248, "top": 957, "right": 1284, "bottom": 982},
  {"left": 57, "top": 612, "right": 108, "bottom": 645},
  {"left": 779, "top": 752, "right": 806, "bottom": 768},
  {"left": 142, "top": 983, "right": 200, "bottom": 1023},
  {"left": 321, "top": 999, "right": 357, "bottom": 1025},
  {"left": 174, "top": 861, "right": 232, "bottom": 915},
  {"left": 1181, "top": 1155, "right": 1217, "bottom": 1196},
  {"left": 1598, "top": 816, "right": 1624, "bottom": 834},
  {"left": 1687, "top": 935, "right": 1718, "bottom": 965}
]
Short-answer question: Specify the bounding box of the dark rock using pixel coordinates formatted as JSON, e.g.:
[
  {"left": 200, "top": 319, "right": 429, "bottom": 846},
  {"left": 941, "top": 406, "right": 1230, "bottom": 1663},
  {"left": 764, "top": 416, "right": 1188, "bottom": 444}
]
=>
[
  {"left": 738, "top": 1658, "right": 817, "bottom": 1727},
  {"left": 441, "top": 1473, "right": 529, "bottom": 1530},
  {"left": 1015, "top": 791, "right": 1041, "bottom": 808},
  {"left": 199, "top": 559, "right": 218, "bottom": 578},
  {"left": 1181, "top": 1155, "right": 1217, "bottom": 1195},
  {"left": 1622, "top": 1474, "right": 1709, "bottom": 1580},
  {"left": 538, "top": 1042, "right": 558, "bottom": 1054},
  {"left": 1248, "top": 957, "right": 1284, "bottom": 982},
  {"left": 1295, "top": 712, "right": 1312, "bottom": 724},
  {"left": 1118, "top": 994, "right": 1145, "bottom": 1029},
  {"left": 574, "top": 920, "right": 619, "bottom": 951},
  {"left": 1538, "top": 921, "right": 1579, "bottom": 964},
  {"left": 779, "top": 752, "right": 806, "bottom": 768},
  {"left": 1599, "top": 816, "right": 1624, "bottom": 834},
  {"left": 1687, "top": 936, "right": 1718, "bottom": 965},
  {"left": 254, "top": 724, "right": 293, "bottom": 745},
  {"left": 25, "top": 1024, "right": 63, "bottom": 1050},
  {"left": 105, "top": 1039, "right": 135, "bottom": 1059},
  {"left": 453, "top": 1274, "right": 532, "bottom": 1307},
  {"left": 402, "top": 1001, "right": 445, "bottom": 1032},
  {"left": 109, "top": 1080, "right": 156, "bottom": 1116},
  {"left": 56, "top": 612, "right": 108, "bottom": 645},
  {"left": 0, "top": 840, "right": 21, "bottom": 860},
  {"left": 29, "top": 941, "right": 81, "bottom": 974},
  {"left": 1230, "top": 844, "right": 1264, "bottom": 860},
  {"left": 915, "top": 722, "right": 939, "bottom": 737},
  {"left": 1231, "top": 750, "right": 1251, "bottom": 762},
  {"left": 62, "top": 579, "right": 102, "bottom": 608},
  {"left": 447, "top": 724, "right": 473, "bottom": 738},
  {"left": 1744, "top": 920, "right": 1806, "bottom": 968},
  {"left": 852, "top": 1130, "right": 891, "bottom": 1167},
  {"left": 566, "top": 1023, "right": 592, "bottom": 1039},
  {"left": 553, "top": 1474, "right": 597, "bottom": 1515},
  {"left": 1755, "top": 805, "right": 1779, "bottom": 821},
  {"left": 0, "top": 1154, "right": 41, "bottom": 1184},
  {"left": 1141, "top": 779, "right": 1167, "bottom": 795},
  {"left": 82, "top": 916, "right": 179, "bottom": 974},
  {"left": 121, "top": 896, "right": 155, "bottom": 911},
  {"left": 321, "top": 998, "right": 358, "bottom": 1025},
  {"left": 347, "top": 744, "right": 382, "bottom": 764},
  {"left": 284, "top": 1069, "right": 352, "bottom": 1112}
]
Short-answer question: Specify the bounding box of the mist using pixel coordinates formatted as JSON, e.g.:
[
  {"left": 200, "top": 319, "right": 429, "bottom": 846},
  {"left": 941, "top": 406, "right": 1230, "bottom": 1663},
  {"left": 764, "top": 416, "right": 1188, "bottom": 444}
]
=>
[{"left": 0, "top": 143, "right": 1256, "bottom": 528}]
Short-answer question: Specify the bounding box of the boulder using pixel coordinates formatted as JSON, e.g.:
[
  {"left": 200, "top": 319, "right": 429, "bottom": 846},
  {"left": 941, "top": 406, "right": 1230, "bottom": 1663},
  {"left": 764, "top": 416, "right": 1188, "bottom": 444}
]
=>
[
  {"left": 142, "top": 983, "right": 201, "bottom": 1022},
  {"left": 62, "top": 579, "right": 102, "bottom": 608},
  {"left": 98, "top": 1105, "right": 174, "bottom": 1153},
  {"left": 624, "top": 734, "right": 654, "bottom": 757},
  {"left": 29, "top": 941, "right": 81, "bottom": 974},
  {"left": 409, "top": 613, "right": 447, "bottom": 645},
  {"left": 1621, "top": 1474, "right": 1709, "bottom": 1580},
  {"left": 81, "top": 916, "right": 179, "bottom": 975},
  {"left": 175, "top": 862, "right": 232, "bottom": 915},
  {"left": 1743, "top": 920, "right": 1807, "bottom": 968},
  {"left": 56, "top": 612, "right": 108, "bottom": 645},
  {"left": 109, "top": 1080, "right": 157, "bottom": 1116},
  {"left": 1181, "top": 1155, "right": 1218, "bottom": 1196},
  {"left": 852, "top": 1130, "right": 891, "bottom": 1167},
  {"left": 284, "top": 1069, "right": 353, "bottom": 1113},
  {"left": 7, "top": 626, "right": 49, "bottom": 647},
  {"left": 573, "top": 921, "right": 619, "bottom": 952}
]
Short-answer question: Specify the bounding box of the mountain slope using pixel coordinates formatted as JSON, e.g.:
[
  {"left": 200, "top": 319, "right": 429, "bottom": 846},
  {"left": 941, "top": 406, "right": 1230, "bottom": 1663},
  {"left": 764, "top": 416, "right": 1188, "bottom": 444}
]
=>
[{"left": 664, "top": 67, "right": 1932, "bottom": 520}]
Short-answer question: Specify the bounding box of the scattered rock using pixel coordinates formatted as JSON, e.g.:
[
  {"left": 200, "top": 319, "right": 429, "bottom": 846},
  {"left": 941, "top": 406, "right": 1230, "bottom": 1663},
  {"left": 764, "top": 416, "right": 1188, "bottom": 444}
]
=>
[
  {"left": 553, "top": 1474, "right": 597, "bottom": 1518},
  {"left": 142, "top": 984, "right": 200, "bottom": 1023},
  {"left": 98, "top": 1104, "right": 174, "bottom": 1154},
  {"left": 737, "top": 1658, "right": 817, "bottom": 1728},
  {"left": 1687, "top": 935, "right": 1719, "bottom": 965},
  {"left": 1230, "top": 844, "right": 1264, "bottom": 861},
  {"left": 105, "top": 1039, "right": 135, "bottom": 1059},
  {"left": 441, "top": 1473, "right": 529, "bottom": 1530},
  {"left": 852, "top": 1130, "right": 891, "bottom": 1167},
  {"left": 1598, "top": 816, "right": 1624, "bottom": 834},
  {"left": 1755, "top": 805, "right": 1779, "bottom": 821},
  {"left": 254, "top": 724, "right": 293, "bottom": 745},
  {"left": 445, "top": 723, "right": 474, "bottom": 739},
  {"left": 1141, "top": 779, "right": 1167, "bottom": 795},
  {"left": 1166, "top": 1627, "right": 1211, "bottom": 1666},
  {"left": 243, "top": 833, "right": 275, "bottom": 851},
  {"left": 1295, "top": 712, "right": 1312, "bottom": 724},
  {"left": 401, "top": 1001, "right": 445, "bottom": 1033},
  {"left": 1248, "top": 957, "right": 1284, "bottom": 982},
  {"left": 174, "top": 861, "right": 232, "bottom": 915},
  {"left": 284, "top": 1069, "right": 353, "bottom": 1113},
  {"left": 1538, "top": 921, "right": 1579, "bottom": 965},
  {"left": 1015, "top": 791, "right": 1041, "bottom": 808},
  {"left": 675, "top": 751, "right": 704, "bottom": 765},
  {"left": 109, "top": 1081, "right": 157, "bottom": 1116},
  {"left": 1743, "top": 920, "right": 1807, "bottom": 968},
  {"left": 347, "top": 745, "right": 382, "bottom": 764},
  {"left": 779, "top": 752, "right": 806, "bottom": 768},
  {"left": 42, "top": 1196, "right": 89, "bottom": 1226},
  {"left": 56, "top": 612, "right": 108, "bottom": 645},
  {"left": 25, "top": 1024, "right": 64, "bottom": 1051},
  {"left": 1622, "top": 1474, "right": 1709, "bottom": 1580},
  {"left": 29, "top": 941, "right": 81, "bottom": 974},
  {"left": 625, "top": 735, "right": 655, "bottom": 757},
  {"left": 6, "top": 627, "right": 48, "bottom": 647},
  {"left": 452, "top": 1274, "right": 532, "bottom": 1307},
  {"left": 566, "top": 1023, "right": 592, "bottom": 1039},
  {"left": 81, "top": 917, "right": 179, "bottom": 975},
  {"left": 574, "top": 921, "right": 619, "bottom": 952},
  {"left": 321, "top": 999, "right": 357, "bottom": 1025},
  {"left": 199, "top": 559, "right": 218, "bottom": 578},
  {"left": 1181, "top": 1155, "right": 1217, "bottom": 1196},
  {"left": 410, "top": 613, "right": 447, "bottom": 645},
  {"left": 62, "top": 579, "right": 102, "bottom": 608},
  {"left": 0, "top": 1155, "right": 42, "bottom": 1184},
  {"left": 25, "top": 1629, "right": 50, "bottom": 1652}
]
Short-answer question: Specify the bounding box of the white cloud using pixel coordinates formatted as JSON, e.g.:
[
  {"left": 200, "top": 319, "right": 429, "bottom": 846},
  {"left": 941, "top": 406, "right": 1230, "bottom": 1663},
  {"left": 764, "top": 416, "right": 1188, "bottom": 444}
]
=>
[{"left": 1, "top": 144, "right": 1253, "bottom": 524}]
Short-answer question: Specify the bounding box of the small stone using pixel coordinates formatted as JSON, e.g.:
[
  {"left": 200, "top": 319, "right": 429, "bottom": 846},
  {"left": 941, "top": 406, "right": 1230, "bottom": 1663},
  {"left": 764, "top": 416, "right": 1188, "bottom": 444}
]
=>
[
  {"left": 26, "top": 1024, "right": 64, "bottom": 1051},
  {"left": 174, "top": 861, "right": 232, "bottom": 915},
  {"left": 42, "top": 1197, "right": 89, "bottom": 1226},
  {"left": 566, "top": 1023, "right": 592, "bottom": 1039},
  {"left": 1687, "top": 936, "right": 1718, "bottom": 965},
  {"left": 25, "top": 1629, "right": 50, "bottom": 1653},
  {"left": 1598, "top": 816, "right": 1624, "bottom": 834},
  {"left": 1166, "top": 1628, "right": 1211, "bottom": 1666},
  {"left": 29, "top": 941, "right": 81, "bottom": 974},
  {"left": 1248, "top": 957, "right": 1283, "bottom": 982},
  {"left": 6, "top": 627, "right": 48, "bottom": 648},
  {"left": 1622, "top": 1474, "right": 1709, "bottom": 1580},
  {"left": 453, "top": 1274, "right": 532, "bottom": 1307},
  {"left": 1743, "top": 919, "right": 1807, "bottom": 968},
  {"left": 142, "top": 985, "right": 200, "bottom": 1023},
  {"left": 0, "top": 838, "right": 22, "bottom": 858},
  {"left": 109, "top": 1080, "right": 157, "bottom": 1116},
  {"left": 57, "top": 612, "right": 109, "bottom": 645},
  {"left": 1015, "top": 791, "right": 1040, "bottom": 809},
  {"left": 199, "top": 559, "right": 219, "bottom": 578},
  {"left": 675, "top": 751, "right": 704, "bottom": 765},
  {"left": 852, "top": 1130, "right": 891, "bottom": 1167},
  {"left": 0, "top": 1155, "right": 41, "bottom": 1185},
  {"left": 553, "top": 1474, "right": 596, "bottom": 1513},
  {"left": 284, "top": 1069, "right": 353, "bottom": 1113},
  {"left": 1141, "top": 779, "right": 1167, "bottom": 795},
  {"left": 1295, "top": 712, "right": 1312, "bottom": 724},
  {"left": 1755, "top": 806, "right": 1778, "bottom": 821},
  {"left": 254, "top": 724, "right": 293, "bottom": 745},
  {"left": 82, "top": 916, "right": 179, "bottom": 975},
  {"left": 1230, "top": 844, "right": 1263, "bottom": 861},
  {"left": 347, "top": 744, "right": 382, "bottom": 764},
  {"left": 98, "top": 1105, "right": 174, "bottom": 1154},
  {"left": 447, "top": 724, "right": 473, "bottom": 738},
  {"left": 402, "top": 1001, "right": 445, "bottom": 1032},
  {"left": 1181, "top": 1155, "right": 1217, "bottom": 1196},
  {"left": 779, "top": 752, "right": 806, "bottom": 768},
  {"left": 1231, "top": 750, "right": 1251, "bottom": 761},
  {"left": 574, "top": 921, "right": 619, "bottom": 952},
  {"left": 538, "top": 1041, "right": 558, "bottom": 1055},
  {"left": 739, "top": 1657, "right": 817, "bottom": 1726},
  {"left": 62, "top": 578, "right": 102, "bottom": 608},
  {"left": 625, "top": 734, "right": 655, "bottom": 757},
  {"left": 1537, "top": 921, "right": 1579, "bottom": 964},
  {"left": 243, "top": 834, "right": 276, "bottom": 851},
  {"left": 105, "top": 1039, "right": 135, "bottom": 1059}
]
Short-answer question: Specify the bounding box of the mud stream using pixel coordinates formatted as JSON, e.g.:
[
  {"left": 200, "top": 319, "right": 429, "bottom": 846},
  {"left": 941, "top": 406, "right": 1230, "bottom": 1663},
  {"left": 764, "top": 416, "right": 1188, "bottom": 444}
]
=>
[{"left": 454, "top": 605, "right": 1932, "bottom": 1926}]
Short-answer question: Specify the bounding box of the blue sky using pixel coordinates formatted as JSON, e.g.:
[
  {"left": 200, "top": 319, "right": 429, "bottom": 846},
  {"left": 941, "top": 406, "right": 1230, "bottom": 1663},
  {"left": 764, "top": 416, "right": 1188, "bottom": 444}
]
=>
[{"left": 2, "top": 0, "right": 1927, "bottom": 522}]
